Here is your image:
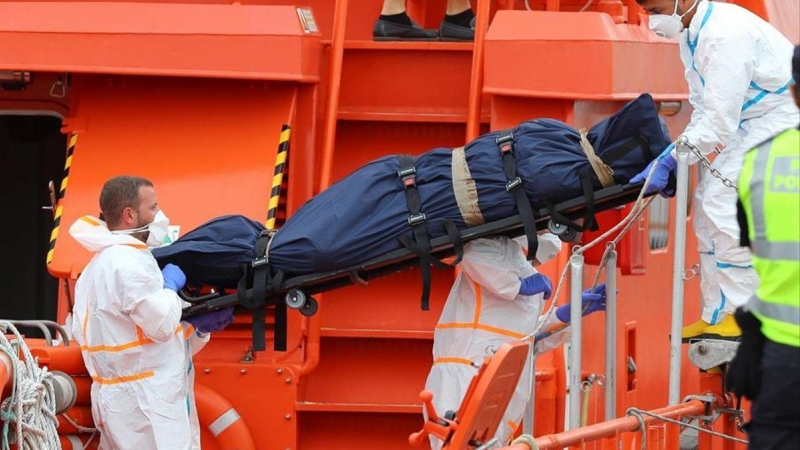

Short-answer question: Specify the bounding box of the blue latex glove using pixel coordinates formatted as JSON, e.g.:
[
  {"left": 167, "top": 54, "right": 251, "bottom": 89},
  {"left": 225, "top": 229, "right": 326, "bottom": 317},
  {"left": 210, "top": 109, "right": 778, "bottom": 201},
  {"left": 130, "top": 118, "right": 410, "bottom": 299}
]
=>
[
  {"left": 519, "top": 273, "right": 553, "bottom": 299},
  {"left": 556, "top": 283, "right": 607, "bottom": 323},
  {"left": 184, "top": 307, "right": 235, "bottom": 334},
  {"left": 629, "top": 143, "right": 678, "bottom": 197},
  {"left": 162, "top": 264, "right": 187, "bottom": 293}
]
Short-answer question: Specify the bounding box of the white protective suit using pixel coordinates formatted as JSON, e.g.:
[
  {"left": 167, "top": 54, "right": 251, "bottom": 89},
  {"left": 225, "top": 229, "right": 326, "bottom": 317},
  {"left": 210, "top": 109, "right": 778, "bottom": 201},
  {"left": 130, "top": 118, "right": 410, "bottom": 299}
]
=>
[
  {"left": 678, "top": 0, "right": 799, "bottom": 324},
  {"left": 425, "top": 234, "right": 566, "bottom": 449},
  {"left": 69, "top": 216, "right": 208, "bottom": 450}
]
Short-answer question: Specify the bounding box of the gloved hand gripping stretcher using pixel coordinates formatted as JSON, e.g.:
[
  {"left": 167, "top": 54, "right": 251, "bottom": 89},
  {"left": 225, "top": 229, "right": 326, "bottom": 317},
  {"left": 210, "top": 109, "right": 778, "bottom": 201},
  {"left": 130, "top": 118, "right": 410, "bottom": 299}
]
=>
[{"left": 154, "top": 93, "right": 671, "bottom": 351}]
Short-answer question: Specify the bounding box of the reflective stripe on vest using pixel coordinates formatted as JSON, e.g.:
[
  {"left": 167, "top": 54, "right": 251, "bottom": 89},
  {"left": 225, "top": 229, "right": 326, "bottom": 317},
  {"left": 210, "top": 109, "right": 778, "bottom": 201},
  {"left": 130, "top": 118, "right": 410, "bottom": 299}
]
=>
[
  {"left": 740, "top": 128, "right": 800, "bottom": 347},
  {"left": 748, "top": 295, "right": 800, "bottom": 326}
]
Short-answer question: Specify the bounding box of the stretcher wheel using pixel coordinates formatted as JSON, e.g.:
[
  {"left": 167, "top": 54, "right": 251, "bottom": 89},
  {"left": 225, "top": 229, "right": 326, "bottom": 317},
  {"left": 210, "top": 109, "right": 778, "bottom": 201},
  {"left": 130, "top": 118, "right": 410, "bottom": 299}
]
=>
[
  {"left": 547, "top": 219, "right": 578, "bottom": 242},
  {"left": 299, "top": 297, "right": 318, "bottom": 317},
  {"left": 285, "top": 289, "right": 306, "bottom": 310}
]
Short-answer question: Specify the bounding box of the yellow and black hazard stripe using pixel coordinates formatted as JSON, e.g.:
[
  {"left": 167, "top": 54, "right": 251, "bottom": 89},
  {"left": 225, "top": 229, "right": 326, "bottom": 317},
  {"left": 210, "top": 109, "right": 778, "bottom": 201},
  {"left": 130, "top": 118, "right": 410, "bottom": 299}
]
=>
[
  {"left": 47, "top": 134, "right": 77, "bottom": 265},
  {"left": 266, "top": 125, "right": 290, "bottom": 230}
]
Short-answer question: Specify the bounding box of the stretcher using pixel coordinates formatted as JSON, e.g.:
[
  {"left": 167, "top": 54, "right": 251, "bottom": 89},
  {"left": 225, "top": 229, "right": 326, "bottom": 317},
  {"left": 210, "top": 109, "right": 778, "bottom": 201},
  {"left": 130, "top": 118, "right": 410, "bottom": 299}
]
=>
[{"left": 180, "top": 182, "right": 647, "bottom": 320}]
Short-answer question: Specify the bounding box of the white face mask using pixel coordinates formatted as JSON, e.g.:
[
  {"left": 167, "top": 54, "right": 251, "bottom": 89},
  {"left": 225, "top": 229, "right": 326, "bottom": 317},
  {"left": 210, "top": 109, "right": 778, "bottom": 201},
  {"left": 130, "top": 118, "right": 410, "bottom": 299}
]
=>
[
  {"left": 648, "top": 0, "right": 698, "bottom": 40},
  {"left": 112, "top": 210, "right": 170, "bottom": 248},
  {"left": 535, "top": 233, "right": 564, "bottom": 265}
]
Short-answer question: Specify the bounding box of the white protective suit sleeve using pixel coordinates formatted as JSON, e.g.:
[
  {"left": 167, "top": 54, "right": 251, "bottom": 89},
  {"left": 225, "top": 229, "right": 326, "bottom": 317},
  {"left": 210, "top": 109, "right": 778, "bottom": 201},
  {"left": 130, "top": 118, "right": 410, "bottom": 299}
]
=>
[
  {"left": 118, "top": 262, "right": 183, "bottom": 343},
  {"left": 182, "top": 323, "right": 210, "bottom": 356},
  {"left": 682, "top": 72, "right": 705, "bottom": 142},
  {"left": 458, "top": 238, "right": 526, "bottom": 301},
  {"left": 680, "top": 25, "right": 757, "bottom": 158},
  {"left": 534, "top": 312, "right": 569, "bottom": 354}
]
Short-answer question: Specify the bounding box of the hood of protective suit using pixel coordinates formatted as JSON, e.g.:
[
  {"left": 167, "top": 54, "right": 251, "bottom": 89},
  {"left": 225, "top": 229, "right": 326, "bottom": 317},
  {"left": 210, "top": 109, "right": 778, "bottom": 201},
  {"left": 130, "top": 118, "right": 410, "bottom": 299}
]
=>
[
  {"left": 514, "top": 233, "right": 563, "bottom": 265},
  {"left": 69, "top": 215, "right": 148, "bottom": 253}
]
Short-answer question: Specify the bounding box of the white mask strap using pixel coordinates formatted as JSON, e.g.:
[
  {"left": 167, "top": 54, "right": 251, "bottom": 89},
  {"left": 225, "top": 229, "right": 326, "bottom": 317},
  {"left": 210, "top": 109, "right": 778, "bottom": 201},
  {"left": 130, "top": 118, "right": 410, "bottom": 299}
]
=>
[
  {"left": 111, "top": 224, "right": 149, "bottom": 235},
  {"left": 679, "top": 0, "right": 700, "bottom": 18}
]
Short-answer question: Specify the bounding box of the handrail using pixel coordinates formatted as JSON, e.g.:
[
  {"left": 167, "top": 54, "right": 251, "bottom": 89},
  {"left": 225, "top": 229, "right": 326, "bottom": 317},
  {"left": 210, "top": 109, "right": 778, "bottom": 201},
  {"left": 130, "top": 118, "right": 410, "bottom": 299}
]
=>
[
  {"left": 465, "top": 0, "right": 491, "bottom": 142},
  {"left": 319, "top": 0, "right": 348, "bottom": 192},
  {"left": 568, "top": 253, "right": 584, "bottom": 430},
  {"left": 501, "top": 400, "right": 706, "bottom": 450},
  {"left": 668, "top": 143, "right": 691, "bottom": 404},
  {"left": 605, "top": 248, "right": 618, "bottom": 419}
]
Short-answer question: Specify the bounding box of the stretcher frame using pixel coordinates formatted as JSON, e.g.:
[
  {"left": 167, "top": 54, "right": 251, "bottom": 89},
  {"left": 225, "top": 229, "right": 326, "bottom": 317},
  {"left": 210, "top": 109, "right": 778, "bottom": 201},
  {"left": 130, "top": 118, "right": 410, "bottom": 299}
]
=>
[{"left": 181, "top": 182, "right": 647, "bottom": 318}]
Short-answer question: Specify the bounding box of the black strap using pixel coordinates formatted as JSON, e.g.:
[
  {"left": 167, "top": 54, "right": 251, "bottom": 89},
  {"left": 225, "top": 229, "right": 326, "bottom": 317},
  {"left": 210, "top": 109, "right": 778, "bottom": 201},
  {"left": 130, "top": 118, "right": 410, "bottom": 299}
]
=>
[
  {"left": 268, "top": 270, "right": 286, "bottom": 351},
  {"left": 396, "top": 156, "right": 467, "bottom": 310},
  {"left": 254, "top": 231, "right": 272, "bottom": 260},
  {"left": 273, "top": 295, "right": 287, "bottom": 352},
  {"left": 496, "top": 130, "right": 539, "bottom": 260},
  {"left": 238, "top": 254, "right": 287, "bottom": 352},
  {"left": 251, "top": 259, "right": 269, "bottom": 309},
  {"left": 543, "top": 170, "right": 599, "bottom": 233},
  {"left": 438, "top": 219, "right": 464, "bottom": 267},
  {"left": 579, "top": 170, "right": 599, "bottom": 231},
  {"left": 397, "top": 155, "right": 433, "bottom": 310},
  {"left": 602, "top": 134, "right": 648, "bottom": 165},
  {"left": 237, "top": 264, "right": 255, "bottom": 308},
  {"left": 396, "top": 156, "right": 467, "bottom": 311},
  {"left": 401, "top": 218, "right": 465, "bottom": 270}
]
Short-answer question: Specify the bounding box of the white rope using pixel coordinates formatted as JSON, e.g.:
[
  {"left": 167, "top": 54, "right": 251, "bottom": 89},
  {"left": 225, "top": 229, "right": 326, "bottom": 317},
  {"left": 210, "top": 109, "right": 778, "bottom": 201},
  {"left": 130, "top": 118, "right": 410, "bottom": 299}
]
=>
[
  {"left": 0, "top": 321, "right": 61, "bottom": 450},
  {"left": 627, "top": 407, "right": 749, "bottom": 445},
  {"left": 60, "top": 413, "right": 99, "bottom": 450}
]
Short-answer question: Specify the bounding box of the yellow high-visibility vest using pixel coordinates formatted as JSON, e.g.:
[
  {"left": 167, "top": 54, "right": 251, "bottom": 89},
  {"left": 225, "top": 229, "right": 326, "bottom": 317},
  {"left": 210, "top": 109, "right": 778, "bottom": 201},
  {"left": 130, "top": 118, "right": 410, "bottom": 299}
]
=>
[{"left": 739, "top": 127, "right": 800, "bottom": 347}]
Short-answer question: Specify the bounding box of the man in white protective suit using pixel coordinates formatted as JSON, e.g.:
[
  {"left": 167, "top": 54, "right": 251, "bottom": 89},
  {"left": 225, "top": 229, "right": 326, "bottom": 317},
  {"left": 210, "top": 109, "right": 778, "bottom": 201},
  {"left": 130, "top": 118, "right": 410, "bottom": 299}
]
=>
[
  {"left": 632, "top": 0, "right": 800, "bottom": 340},
  {"left": 69, "top": 175, "right": 234, "bottom": 450},
  {"left": 424, "top": 234, "right": 607, "bottom": 448}
]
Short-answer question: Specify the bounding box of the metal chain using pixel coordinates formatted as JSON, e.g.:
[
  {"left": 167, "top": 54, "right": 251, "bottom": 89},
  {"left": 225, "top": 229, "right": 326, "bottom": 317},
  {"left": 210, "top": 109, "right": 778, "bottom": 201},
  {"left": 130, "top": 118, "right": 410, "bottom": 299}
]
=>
[
  {"left": 679, "top": 139, "right": 739, "bottom": 191},
  {"left": 626, "top": 407, "right": 749, "bottom": 445}
]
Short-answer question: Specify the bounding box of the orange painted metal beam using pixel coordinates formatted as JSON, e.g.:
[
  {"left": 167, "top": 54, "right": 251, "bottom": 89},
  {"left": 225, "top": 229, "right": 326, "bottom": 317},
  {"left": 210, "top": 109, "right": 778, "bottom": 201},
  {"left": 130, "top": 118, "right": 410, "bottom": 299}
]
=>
[
  {"left": 465, "top": 0, "right": 491, "bottom": 141},
  {"left": 320, "top": 0, "right": 349, "bottom": 191},
  {"left": 0, "top": 2, "right": 322, "bottom": 81},
  {"left": 499, "top": 400, "right": 706, "bottom": 450}
]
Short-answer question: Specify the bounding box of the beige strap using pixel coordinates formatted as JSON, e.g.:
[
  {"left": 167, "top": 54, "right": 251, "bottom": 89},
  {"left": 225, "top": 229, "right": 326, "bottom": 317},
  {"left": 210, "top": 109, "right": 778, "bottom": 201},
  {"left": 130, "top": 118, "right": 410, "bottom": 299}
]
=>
[
  {"left": 451, "top": 147, "right": 485, "bottom": 226},
  {"left": 579, "top": 129, "right": 615, "bottom": 188}
]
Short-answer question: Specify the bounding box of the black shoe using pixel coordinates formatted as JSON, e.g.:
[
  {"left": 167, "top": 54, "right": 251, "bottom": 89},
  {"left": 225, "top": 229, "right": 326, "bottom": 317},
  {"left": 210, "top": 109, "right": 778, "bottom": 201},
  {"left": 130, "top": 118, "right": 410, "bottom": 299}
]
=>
[
  {"left": 373, "top": 18, "right": 438, "bottom": 41},
  {"left": 439, "top": 17, "right": 475, "bottom": 41}
]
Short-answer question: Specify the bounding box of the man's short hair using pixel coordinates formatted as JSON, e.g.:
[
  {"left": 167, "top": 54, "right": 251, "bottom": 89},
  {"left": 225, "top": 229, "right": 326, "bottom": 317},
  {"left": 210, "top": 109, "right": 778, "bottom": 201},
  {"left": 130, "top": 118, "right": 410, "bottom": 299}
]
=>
[{"left": 99, "top": 176, "right": 153, "bottom": 227}]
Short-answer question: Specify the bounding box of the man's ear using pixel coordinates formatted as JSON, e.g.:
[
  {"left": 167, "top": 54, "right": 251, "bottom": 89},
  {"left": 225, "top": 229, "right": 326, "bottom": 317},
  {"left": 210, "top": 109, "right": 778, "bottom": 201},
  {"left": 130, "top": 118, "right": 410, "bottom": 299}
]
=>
[{"left": 120, "top": 206, "right": 136, "bottom": 227}]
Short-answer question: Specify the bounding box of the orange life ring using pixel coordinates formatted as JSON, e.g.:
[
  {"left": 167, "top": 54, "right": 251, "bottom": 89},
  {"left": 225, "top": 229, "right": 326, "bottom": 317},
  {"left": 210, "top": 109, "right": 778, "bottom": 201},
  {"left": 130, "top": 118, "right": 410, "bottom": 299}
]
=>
[{"left": 195, "top": 383, "right": 256, "bottom": 450}]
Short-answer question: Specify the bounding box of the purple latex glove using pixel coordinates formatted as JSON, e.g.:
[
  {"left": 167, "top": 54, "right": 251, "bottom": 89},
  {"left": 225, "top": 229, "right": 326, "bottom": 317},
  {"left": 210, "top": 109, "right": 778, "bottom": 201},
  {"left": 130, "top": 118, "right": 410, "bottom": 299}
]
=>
[
  {"left": 162, "top": 264, "right": 186, "bottom": 292},
  {"left": 629, "top": 143, "right": 677, "bottom": 197},
  {"left": 184, "top": 307, "right": 235, "bottom": 333},
  {"left": 556, "top": 284, "right": 607, "bottom": 323},
  {"left": 519, "top": 273, "right": 553, "bottom": 299}
]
